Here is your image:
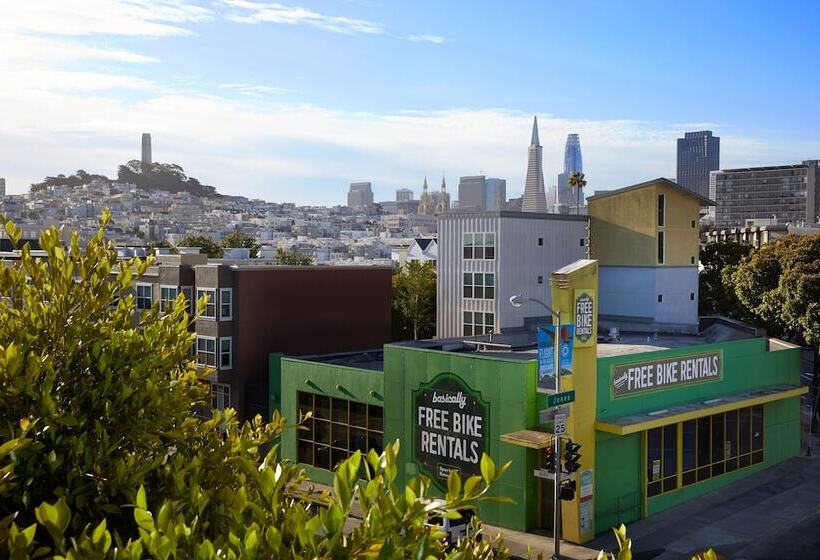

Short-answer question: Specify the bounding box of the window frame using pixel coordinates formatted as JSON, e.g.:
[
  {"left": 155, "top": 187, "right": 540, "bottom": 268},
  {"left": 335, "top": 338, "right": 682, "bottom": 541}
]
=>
[
  {"left": 219, "top": 336, "right": 232, "bottom": 370},
  {"left": 211, "top": 382, "right": 230, "bottom": 411},
  {"left": 463, "top": 272, "right": 495, "bottom": 301},
  {"left": 462, "top": 232, "right": 495, "bottom": 261},
  {"left": 658, "top": 193, "right": 666, "bottom": 227},
  {"left": 219, "top": 287, "right": 233, "bottom": 320},
  {"left": 462, "top": 311, "right": 494, "bottom": 336},
  {"left": 135, "top": 283, "right": 153, "bottom": 311},
  {"left": 159, "top": 285, "right": 178, "bottom": 313},
  {"left": 657, "top": 230, "right": 665, "bottom": 265},
  {"left": 196, "top": 335, "right": 217, "bottom": 367},
  {"left": 196, "top": 288, "right": 217, "bottom": 319}
]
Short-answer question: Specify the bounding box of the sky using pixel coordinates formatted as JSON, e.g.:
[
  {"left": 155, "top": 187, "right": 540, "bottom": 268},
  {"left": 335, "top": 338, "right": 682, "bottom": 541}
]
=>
[{"left": 1, "top": 0, "right": 819, "bottom": 205}]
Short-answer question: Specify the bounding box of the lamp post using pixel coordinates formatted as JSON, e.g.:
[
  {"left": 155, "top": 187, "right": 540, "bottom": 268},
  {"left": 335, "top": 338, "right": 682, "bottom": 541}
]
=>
[{"left": 509, "top": 294, "right": 563, "bottom": 560}]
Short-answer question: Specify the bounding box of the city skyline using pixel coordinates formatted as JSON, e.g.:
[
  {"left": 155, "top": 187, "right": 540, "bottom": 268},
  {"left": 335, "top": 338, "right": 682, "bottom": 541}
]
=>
[{"left": 1, "top": 1, "right": 819, "bottom": 205}]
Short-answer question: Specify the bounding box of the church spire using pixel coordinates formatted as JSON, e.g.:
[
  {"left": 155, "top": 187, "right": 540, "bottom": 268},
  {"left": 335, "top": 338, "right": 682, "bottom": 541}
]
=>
[
  {"left": 419, "top": 176, "right": 433, "bottom": 215},
  {"left": 436, "top": 173, "right": 449, "bottom": 214}
]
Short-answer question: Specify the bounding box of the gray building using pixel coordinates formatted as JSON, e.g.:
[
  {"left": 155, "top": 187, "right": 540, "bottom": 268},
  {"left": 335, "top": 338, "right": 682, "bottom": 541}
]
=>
[
  {"left": 436, "top": 211, "right": 588, "bottom": 338},
  {"left": 347, "top": 182, "right": 374, "bottom": 209},
  {"left": 522, "top": 117, "right": 548, "bottom": 213},
  {"left": 0, "top": 178, "right": 5, "bottom": 198},
  {"left": 677, "top": 131, "right": 719, "bottom": 198},
  {"left": 714, "top": 160, "right": 820, "bottom": 227},
  {"left": 396, "top": 188, "right": 413, "bottom": 202},
  {"left": 458, "top": 176, "right": 506, "bottom": 212},
  {"left": 141, "top": 133, "right": 152, "bottom": 166}
]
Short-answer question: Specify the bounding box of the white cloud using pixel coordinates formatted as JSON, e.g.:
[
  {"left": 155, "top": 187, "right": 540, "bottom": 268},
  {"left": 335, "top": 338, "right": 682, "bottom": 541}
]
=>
[
  {"left": 0, "top": 33, "right": 159, "bottom": 65},
  {"left": 406, "top": 34, "right": 445, "bottom": 44},
  {"left": 217, "top": 83, "right": 288, "bottom": 97},
  {"left": 220, "top": 0, "right": 384, "bottom": 35},
  {"left": 0, "top": 0, "right": 212, "bottom": 37}
]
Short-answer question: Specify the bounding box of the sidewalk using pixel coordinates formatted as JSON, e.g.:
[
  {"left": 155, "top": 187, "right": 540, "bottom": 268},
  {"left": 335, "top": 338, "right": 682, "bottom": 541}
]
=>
[{"left": 484, "top": 524, "right": 599, "bottom": 560}]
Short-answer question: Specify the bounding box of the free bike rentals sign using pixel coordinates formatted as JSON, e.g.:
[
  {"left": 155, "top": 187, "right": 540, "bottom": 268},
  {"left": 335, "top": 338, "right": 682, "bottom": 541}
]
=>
[
  {"left": 537, "top": 323, "right": 575, "bottom": 391},
  {"left": 414, "top": 373, "right": 488, "bottom": 484}
]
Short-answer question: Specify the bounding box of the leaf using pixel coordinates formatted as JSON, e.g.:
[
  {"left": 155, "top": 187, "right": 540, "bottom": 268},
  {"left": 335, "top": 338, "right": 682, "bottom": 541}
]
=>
[
  {"left": 136, "top": 485, "right": 147, "bottom": 510},
  {"left": 480, "top": 453, "right": 495, "bottom": 483},
  {"left": 447, "top": 469, "right": 461, "bottom": 500},
  {"left": 134, "top": 508, "right": 154, "bottom": 531},
  {"left": 415, "top": 534, "right": 429, "bottom": 560}
]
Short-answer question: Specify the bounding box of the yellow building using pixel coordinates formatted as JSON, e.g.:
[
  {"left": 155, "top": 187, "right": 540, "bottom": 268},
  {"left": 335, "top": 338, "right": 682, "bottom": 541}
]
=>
[{"left": 587, "top": 178, "right": 713, "bottom": 334}]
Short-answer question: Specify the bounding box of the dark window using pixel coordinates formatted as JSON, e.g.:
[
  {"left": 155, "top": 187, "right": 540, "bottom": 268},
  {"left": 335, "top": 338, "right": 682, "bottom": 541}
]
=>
[
  {"left": 646, "top": 424, "right": 677, "bottom": 497},
  {"left": 297, "top": 391, "right": 384, "bottom": 470},
  {"left": 690, "top": 293, "right": 695, "bottom": 301},
  {"left": 658, "top": 294, "right": 663, "bottom": 303},
  {"left": 691, "top": 256, "right": 696, "bottom": 264},
  {"left": 580, "top": 238, "right": 585, "bottom": 247},
  {"left": 691, "top": 220, "right": 697, "bottom": 228},
  {"left": 538, "top": 237, "right": 543, "bottom": 246},
  {"left": 658, "top": 194, "right": 665, "bottom": 227},
  {"left": 657, "top": 231, "right": 665, "bottom": 264},
  {"left": 538, "top": 275, "right": 544, "bottom": 284}
]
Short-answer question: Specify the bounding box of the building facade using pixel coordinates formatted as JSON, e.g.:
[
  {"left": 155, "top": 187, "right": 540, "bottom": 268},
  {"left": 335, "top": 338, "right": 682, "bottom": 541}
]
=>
[
  {"left": 396, "top": 188, "right": 414, "bottom": 202},
  {"left": 347, "top": 182, "right": 374, "bottom": 209},
  {"left": 677, "top": 131, "right": 719, "bottom": 199},
  {"left": 714, "top": 161, "right": 820, "bottom": 227},
  {"left": 588, "top": 178, "right": 711, "bottom": 334},
  {"left": 130, "top": 252, "right": 392, "bottom": 419},
  {"left": 436, "top": 211, "right": 588, "bottom": 338},
  {"left": 276, "top": 259, "right": 805, "bottom": 543},
  {"left": 141, "top": 133, "right": 152, "bottom": 166},
  {"left": 458, "top": 176, "right": 507, "bottom": 212},
  {"left": 703, "top": 223, "right": 820, "bottom": 249}
]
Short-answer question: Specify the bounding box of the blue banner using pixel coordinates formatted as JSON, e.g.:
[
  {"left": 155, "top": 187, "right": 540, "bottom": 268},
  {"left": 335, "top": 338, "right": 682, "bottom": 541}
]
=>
[{"left": 537, "top": 324, "right": 575, "bottom": 391}]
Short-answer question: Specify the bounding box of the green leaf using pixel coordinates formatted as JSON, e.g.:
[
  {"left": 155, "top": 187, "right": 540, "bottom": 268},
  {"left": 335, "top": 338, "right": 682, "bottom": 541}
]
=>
[
  {"left": 447, "top": 469, "right": 461, "bottom": 500},
  {"left": 136, "top": 485, "right": 147, "bottom": 510},
  {"left": 134, "top": 508, "right": 154, "bottom": 531},
  {"left": 415, "top": 534, "right": 429, "bottom": 560},
  {"left": 480, "top": 453, "right": 495, "bottom": 483}
]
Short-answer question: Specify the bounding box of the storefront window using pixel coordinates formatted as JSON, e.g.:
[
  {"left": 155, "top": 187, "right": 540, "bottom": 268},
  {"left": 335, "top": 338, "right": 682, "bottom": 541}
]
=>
[
  {"left": 680, "top": 405, "right": 763, "bottom": 488},
  {"left": 646, "top": 424, "right": 677, "bottom": 497},
  {"left": 296, "top": 391, "right": 384, "bottom": 471}
]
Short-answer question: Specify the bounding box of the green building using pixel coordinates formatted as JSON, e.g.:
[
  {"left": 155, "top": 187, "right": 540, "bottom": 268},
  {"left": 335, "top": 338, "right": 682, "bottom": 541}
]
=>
[{"left": 274, "top": 260, "right": 806, "bottom": 544}]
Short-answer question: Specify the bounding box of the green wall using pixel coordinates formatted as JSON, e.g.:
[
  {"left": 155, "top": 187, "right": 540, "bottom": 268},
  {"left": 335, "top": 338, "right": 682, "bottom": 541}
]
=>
[
  {"left": 383, "top": 344, "right": 538, "bottom": 532},
  {"left": 594, "top": 338, "right": 802, "bottom": 531},
  {"left": 279, "top": 358, "right": 385, "bottom": 486}
]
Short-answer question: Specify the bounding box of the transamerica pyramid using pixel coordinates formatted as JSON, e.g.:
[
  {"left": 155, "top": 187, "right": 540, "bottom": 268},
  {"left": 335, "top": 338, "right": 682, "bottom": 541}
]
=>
[{"left": 521, "top": 116, "right": 548, "bottom": 213}]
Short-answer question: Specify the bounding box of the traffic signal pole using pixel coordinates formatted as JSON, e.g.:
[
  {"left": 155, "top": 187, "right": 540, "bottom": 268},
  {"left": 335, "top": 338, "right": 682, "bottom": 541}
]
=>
[{"left": 553, "top": 311, "right": 562, "bottom": 560}]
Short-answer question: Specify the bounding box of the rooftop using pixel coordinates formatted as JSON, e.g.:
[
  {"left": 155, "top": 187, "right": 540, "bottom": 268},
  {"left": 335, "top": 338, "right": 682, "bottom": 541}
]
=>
[
  {"left": 438, "top": 210, "right": 587, "bottom": 222},
  {"left": 587, "top": 177, "right": 715, "bottom": 206}
]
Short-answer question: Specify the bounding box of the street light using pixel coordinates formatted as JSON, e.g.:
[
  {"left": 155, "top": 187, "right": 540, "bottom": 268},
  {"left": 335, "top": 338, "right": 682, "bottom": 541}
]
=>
[{"left": 510, "top": 293, "right": 564, "bottom": 560}]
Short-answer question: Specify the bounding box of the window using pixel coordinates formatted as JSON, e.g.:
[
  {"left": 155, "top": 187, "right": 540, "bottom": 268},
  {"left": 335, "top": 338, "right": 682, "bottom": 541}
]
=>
[
  {"left": 219, "top": 288, "right": 233, "bottom": 320},
  {"left": 691, "top": 256, "right": 696, "bottom": 265},
  {"left": 220, "top": 337, "right": 232, "bottom": 370},
  {"left": 657, "top": 231, "right": 665, "bottom": 264},
  {"left": 658, "top": 294, "right": 663, "bottom": 303},
  {"left": 160, "top": 285, "right": 178, "bottom": 312},
  {"left": 136, "top": 284, "right": 153, "bottom": 310},
  {"left": 196, "top": 336, "right": 216, "bottom": 367},
  {"left": 658, "top": 194, "right": 665, "bottom": 227},
  {"left": 538, "top": 275, "right": 544, "bottom": 284},
  {"left": 691, "top": 220, "right": 697, "bottom": 228},
  {"left": 580, "top": 238, "right": 586, "bottom": 247},
  {"left": 538, "top": 237, "right": 543, "bottom": 246},
  {"left": 197, "top": 288, "right": 216, "bottom": 318},
  {"left": 680, "top": 405, "right": 763, "bottom": 487},
  {"left": 463, "top": 273, "right": 494, "bottom": 300},
  {"left": 690, "top": 293, "right": 695, "bottom": 301},
  {"left": 463, "top": 232, "right": 495, "bottom": 260},
  {"left": 296, "top": 391, "right": 384, "bottom": 471},
  {"left": 646, "top": 424, "right": 678, "bottom": 497},
  {"left": 180, "top": 286, "right": 194, "bottom": 316},
  {"left": 211, "top": 383, "right": 230, "bottom": 411},
  {"left": 463, "top": 311, "right": 494, "bottom": 336}
]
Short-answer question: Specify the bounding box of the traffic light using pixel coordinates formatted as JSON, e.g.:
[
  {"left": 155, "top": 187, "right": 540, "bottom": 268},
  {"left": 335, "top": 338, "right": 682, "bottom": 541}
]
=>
[
  {"left": 562, "top": 439, "right": 582, "bottom": 473},
  {"left": 560, "top": 479, "right": 576, "bottom": 501},
  {"left": 544, "top": 446, "right": 557, "bottom": 473}
]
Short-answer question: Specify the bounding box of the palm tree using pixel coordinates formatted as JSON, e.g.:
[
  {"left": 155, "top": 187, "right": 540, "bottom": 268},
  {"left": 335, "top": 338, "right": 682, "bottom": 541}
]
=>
[{"left": 568, "top": 172, "right": 587, "bottom": 214}]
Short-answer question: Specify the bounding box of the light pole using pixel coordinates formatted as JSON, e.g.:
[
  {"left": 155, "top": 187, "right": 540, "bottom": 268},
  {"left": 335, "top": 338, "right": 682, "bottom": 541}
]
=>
[{"left": 509, "top": 294, "right": 563, "bottom": 560}]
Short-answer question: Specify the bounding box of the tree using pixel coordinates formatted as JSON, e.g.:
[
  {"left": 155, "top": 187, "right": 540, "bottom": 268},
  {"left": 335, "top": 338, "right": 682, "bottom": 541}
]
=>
[
  {"left": 177, "top": 234, "right": 223, "bottom": 258},
  {"left": 0, "top": 214, "right": 510, "bottom": 559},
  {"left": 393, "top": 261, "right": 437, "bottom": 340},
  {"left": 221, "top": 230, "right": 261, "bottom": 258},
  {"left": 568, "top": 172, "right": 587, "bottom": 214},
  {"left": 698, "top": 241, "right": 754, "bottom": 319},
  {"left": 731, "top": 233, "right": 820, "bottom": 428},
  {"left": 275, "top": 247, "right": 313, "bottom": 265}
]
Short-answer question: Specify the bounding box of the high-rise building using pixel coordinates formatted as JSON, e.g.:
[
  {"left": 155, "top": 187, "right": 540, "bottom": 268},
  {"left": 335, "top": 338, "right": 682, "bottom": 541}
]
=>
[
  {"left": 677, "top": 131, "right": 720, "bottom": 198},
  {"left": 522, "top": 116, "right": 548, "bottom": 213},
  {"left": 141, "top": 133, "right": 152, "bottom": 166},
  {"left": 557, "top": 133, "right": 584, "bottom": 210},
  {"left": 396, "top": 188, "right": 414, "bottom": 202},
  {"left": 564, "top": 133, "right": 583, "bottom": 175},
  {"left": 714, "top": 160, "right": 820, "bottom": 227},
  {"left": 0, "top": 178, "right": 5, "bottom": 198},
  {"left": 347, "top": 182, "right": 374, "bottom": 209},
  {"left": 457, "top": 176, "right": 507, "bottom": 212}
]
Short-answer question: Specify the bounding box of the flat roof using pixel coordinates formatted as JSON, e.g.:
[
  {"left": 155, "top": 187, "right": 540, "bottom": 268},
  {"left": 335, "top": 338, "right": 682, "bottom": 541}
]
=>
[{"left": 438, "top": 210, "right": 588, "bottom": 222}]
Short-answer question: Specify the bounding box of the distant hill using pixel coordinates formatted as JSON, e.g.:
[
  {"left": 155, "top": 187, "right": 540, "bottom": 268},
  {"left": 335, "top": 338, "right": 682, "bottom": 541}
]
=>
[{"left": 30, "top": 161, "right": 220, "bottom": 198}]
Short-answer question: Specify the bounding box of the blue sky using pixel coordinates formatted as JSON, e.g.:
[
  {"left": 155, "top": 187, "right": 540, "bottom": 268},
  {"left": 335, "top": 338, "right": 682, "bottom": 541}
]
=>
[{"left": 1, "top": 0, "right": 818, "bottom": 204}]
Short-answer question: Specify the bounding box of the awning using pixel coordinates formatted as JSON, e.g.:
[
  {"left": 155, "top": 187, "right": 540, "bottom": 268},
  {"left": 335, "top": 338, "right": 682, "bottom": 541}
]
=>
[
  {"left": 596, "top": 384, "right": 807, "bottom": 436},
  {"left": 500, "top": 429, "right": 555, "bottom": 449}
]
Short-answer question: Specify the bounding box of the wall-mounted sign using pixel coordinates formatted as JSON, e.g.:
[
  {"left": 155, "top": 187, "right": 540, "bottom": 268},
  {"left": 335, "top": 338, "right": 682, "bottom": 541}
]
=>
[
  {"left": 579, "top": 469, "right": 593, "bottom": 501},
  {"left": 414, "top": 374, "right": 488, "bottom": 483},
  {"left": 574, "top": 290, "right": 596, "bottom": 347},
  {"left": 537, "top": 324, "right": 575, "bottom": 390},
  {"left": 610, "top": 350, "right": 723, "bottom": 398}
]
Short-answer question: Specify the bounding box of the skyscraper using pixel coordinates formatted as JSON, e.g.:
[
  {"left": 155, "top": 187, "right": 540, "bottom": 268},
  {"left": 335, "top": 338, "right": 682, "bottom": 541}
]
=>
[
  {"left": 457, "top": 176, "right": 507, "bottom": 212},
  {"left": 677, "top": 131, "right": 720, "bottom": 198},
  {"left": 522, "top": 116, "right": 547, "bottom": 213},
  {"left": 396, "top": 188, "right": 414, "bottom": 202},
  {"left": 555, "top": 133, "right": 584, "bottom": 208},
  {"left": 347, "top": 182, "right": 374, "bottom": 209},
  {"left": 141, "top": 133, "right": 152, "bottom": 166}
]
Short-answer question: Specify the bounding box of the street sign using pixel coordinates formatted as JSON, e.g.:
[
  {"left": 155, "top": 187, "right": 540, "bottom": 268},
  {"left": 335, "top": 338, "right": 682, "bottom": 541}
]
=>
[
  {"left": 547, "top": 390, "right": 576, "bottom": 408},
  {"left": 554, "top": 413, "right": 568, "bottom": 435},
  {"left": 534, "top": 468, "right": 555, "bottom": 480}
]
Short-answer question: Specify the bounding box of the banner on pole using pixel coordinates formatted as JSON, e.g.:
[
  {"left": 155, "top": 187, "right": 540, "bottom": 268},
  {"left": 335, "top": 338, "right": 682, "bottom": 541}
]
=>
[{"left": 537, "top": 324, "right": 575, "bottom": 391}]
